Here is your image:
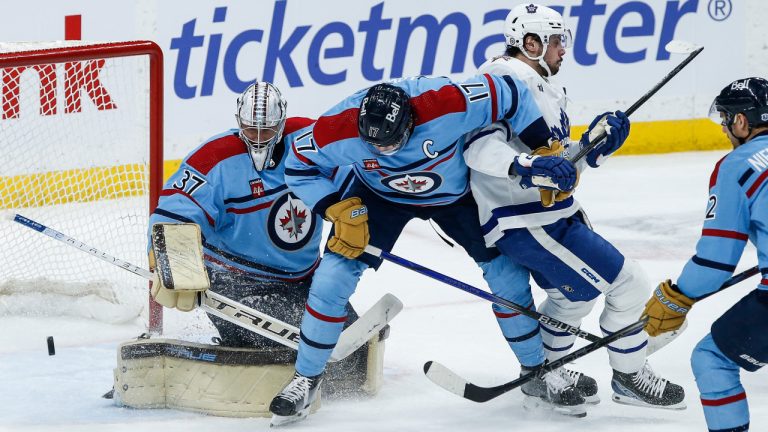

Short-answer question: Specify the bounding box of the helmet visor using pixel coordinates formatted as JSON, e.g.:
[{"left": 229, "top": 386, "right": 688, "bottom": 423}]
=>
[
  {"left": 366, "top": 127, "right": 410, "bottom": 156},
  {"left": 545, "top": 30, "right": 571, "bottom": 49},
  {"left": 708, "top": 100, "right": 727, "bottom": 126}
]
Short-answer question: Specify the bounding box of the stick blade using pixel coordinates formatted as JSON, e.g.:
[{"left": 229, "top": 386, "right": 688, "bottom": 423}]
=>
[
  {"left": 329, "top": 293, "right": 403, "bottom": 362},
  {"left": 424, "top": 361, "right": 470, "bottom": 397},
  {"left": 665, "top": 40, "right": 702, "bottom": 54}
]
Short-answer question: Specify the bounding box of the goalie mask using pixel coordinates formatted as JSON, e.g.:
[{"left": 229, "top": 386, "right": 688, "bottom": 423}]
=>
[
  {"left": 504, "top": 3, "right": 572, "bottom": 77},
  {"left": 236, "top": 82, "right": 287, "bottom": 171}
]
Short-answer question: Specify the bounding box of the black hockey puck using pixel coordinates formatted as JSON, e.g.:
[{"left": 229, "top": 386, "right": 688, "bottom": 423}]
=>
[{"left": 47, "top": 336, "right": 55, "bottom": 356}]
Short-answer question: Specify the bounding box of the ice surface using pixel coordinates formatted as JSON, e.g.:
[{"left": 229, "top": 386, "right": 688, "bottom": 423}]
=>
[{"left": 2, "top": 151, "right": 766, "bottom": 432}]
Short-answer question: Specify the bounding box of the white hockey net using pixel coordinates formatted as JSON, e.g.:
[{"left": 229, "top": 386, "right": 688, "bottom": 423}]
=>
[{"left": 0, "top": 41, "right": 163, "bottom": 328}]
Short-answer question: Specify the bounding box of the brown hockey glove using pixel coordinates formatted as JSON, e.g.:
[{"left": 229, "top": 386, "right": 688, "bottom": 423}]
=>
[
  {"left": 531, "top": 141, "right": 579, "bottom": 207},
  {"left": 642, "top": 280, "right": 696, "bottom": 337},
  {"left": 325, "top": 197, "right": 370, "bottom": 259}
]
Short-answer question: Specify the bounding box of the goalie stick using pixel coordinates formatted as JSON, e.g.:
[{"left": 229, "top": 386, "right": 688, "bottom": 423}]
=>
[
  {"left": 364, "top": 245, "right": 603, "bottom": 343},
  {"left": 424, "top": 318, "right": 647, "bottom": 403},
  {"left": 570, "top": 41, "right": 704, "bottom": 164},
  {"left": 9, "top": 213, "right": 402, "bottom": 362}
]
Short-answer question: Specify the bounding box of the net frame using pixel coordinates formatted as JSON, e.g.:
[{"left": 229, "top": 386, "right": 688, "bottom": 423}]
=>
[{"left": 0, "top": 40, "right": 164, "bottom": 333}]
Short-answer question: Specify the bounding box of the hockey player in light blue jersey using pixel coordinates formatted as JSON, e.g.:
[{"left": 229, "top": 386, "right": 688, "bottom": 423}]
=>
[
  {"left": 147, "top": 82, "right": 369, "bottom": 395},
  {"left": 464, "top": 3, "right": 685, "bottom": 415},
  {"left": 269, "top": 73, "right": 571, "bottom": 425},
  {"left": 643, "top": 77, "right": 768, "bottom": 432}
]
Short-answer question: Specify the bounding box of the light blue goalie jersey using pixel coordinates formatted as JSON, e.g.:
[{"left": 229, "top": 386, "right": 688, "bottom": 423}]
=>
[
  {"left": 148, "top": 118, "right": 353, "bottom": 282},
  {"left": 678, "top": 132, "right": 768, "bottom": 298},
  {"left": 284, "top": 74, "right": 551, "bottom": 214}
]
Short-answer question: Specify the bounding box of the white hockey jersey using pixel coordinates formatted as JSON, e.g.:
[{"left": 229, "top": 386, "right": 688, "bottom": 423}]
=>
[{"left": 464, "top": 56, "right": 588, "bottom": 247}]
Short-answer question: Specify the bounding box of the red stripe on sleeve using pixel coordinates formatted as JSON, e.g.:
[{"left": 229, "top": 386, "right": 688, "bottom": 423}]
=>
[
  {"left": 159, "top": 189, "right": 215, "bottom": 227},
  {"left": 312, "top": 108, "right": 360, "bottom": 149},
  {"left": 702, "top": 228, "right": 749, "bottom": 241},
  {"left": 760, "top": 278, "right": 768, "bottom": 285},
  {"left": 709, "top": 156, "right": 727, "bottom": 190},
  {"left": 747, "top": 169, "right": 768, "bottom": 197},
  {"left": 484, "top": 74, "right": 498, "bottom": 121},
  {"left": 283, "top": 117, "right": 315, "bottom": 136},
  {"left": 225, "top": 200, "right": 273, "bottom": 215},
  {"left": 305, "top": 304, "right": 347, "bottom": 323},
  {"left": 701, "top": 392, "right": 747, "bottom": 407},
  {"left": 411, "top": 85, "right": 467, "bottom": 126},
  {"left": 187, "top": 135, "right": 246, "bottom": 175}
]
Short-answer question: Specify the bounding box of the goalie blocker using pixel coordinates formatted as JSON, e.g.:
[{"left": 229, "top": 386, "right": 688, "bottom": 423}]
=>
[{"left": 112, "top": 326, "right": 389, "bottom": 418}]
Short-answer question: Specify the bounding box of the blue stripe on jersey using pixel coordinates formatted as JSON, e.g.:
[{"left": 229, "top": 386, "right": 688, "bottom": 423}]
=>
[
  {"left": 154, "top": 208, "right": 195, "bottom": 224},
  {"left": 543, "top": 342, "right": 573, "bottom": 352},
  {"left": 285, "top": 167, "right": 322, "bottom": 177},
  {"left": 738, "top": 168, "right": 754, "bottom": 186},
  {"left": 377, "top": 141, "right": 459, "bottom": 172},
  {"left": 692, "top": 255, "right": 737, "bottom": 272},
  {"left": 464, "top": 128, "right": 499, "bottom": 151},
  {"left": 481, "top": 197, "right": 575, "bottom": 235},
  {"left": 223, "top": 184, "right": 288, "bottom": 204},
  {"left": 518, "top": 117, "right": 554, "bottom": 150},
  {"left": 501, "top": 75, "right": 518, "bottom": 119},
  {"left": 204, "top": 240, "right": 318, "bottom": 277}
]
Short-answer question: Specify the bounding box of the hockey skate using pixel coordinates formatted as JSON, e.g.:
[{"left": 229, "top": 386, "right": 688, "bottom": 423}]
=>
[
  {"left": 562, "top": 367, "right": 600, "bottom": 404},
  {"left": 520, "top": 366, "right": 587, "bottom": 417},
  {"left": 611, "top": 362, "right": 686, "bottom": 410},
  {"left": 269, "top": 372, "right": 323, "bottom": 427}
]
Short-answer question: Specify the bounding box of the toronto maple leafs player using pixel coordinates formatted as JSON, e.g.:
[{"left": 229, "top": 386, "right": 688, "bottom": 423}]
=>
[
  {"left": 147, "top": 82, "right": 370, "bottom": 394},
  {"left": 463, "top": 3, "right": 685, "bottom": 414},
  {"left": 643, "top": 77, "right": 768, "bottom": 432},
  {"left": 268, "top": 74, "right": 570, "bottom": 425}
]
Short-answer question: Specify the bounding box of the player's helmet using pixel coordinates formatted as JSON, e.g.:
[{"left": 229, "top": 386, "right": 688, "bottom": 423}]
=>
[
  {"left": 504, "top": 3, "right": 571, "bottom": 76},
  {"left": 709, "top": 77, "right": 768, "bottom": 133},
  {"left": 236, "top": 81, "right": 287, "bottom": 171},
  {"left": 358, "top": 84, "right": 413, "bottom": 156}
]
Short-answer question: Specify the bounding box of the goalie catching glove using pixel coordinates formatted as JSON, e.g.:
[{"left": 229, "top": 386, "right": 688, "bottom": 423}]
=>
[
  {"left": 325, "top": 197, "right": 370, "bottom": 259},
  {"left": 642, "top": 280, "right": 696, "bottom": 337},
  {"left": 149, "top": 223, "right": 210, "bottom": 312},
  {"left": 510, "top": 140, "right": 578, "bottom": 207}
]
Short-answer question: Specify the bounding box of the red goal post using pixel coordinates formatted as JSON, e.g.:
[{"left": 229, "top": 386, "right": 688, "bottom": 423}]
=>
[{"left": 0, "top": 41, "right": 164, "bottom": 333}]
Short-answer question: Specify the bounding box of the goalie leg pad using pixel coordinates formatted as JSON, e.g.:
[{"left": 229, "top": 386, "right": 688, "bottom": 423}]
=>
[{"left": 112, "top": 338, "right": 319, "bottom": 418}]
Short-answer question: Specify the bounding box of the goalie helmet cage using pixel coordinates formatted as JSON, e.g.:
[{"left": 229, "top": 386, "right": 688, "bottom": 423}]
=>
[{"left": 0, "top": 40, "right": 164, "bottom": 333}]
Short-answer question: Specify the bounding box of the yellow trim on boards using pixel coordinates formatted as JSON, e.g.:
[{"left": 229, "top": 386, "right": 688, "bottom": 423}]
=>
[{"left": 1, "top": 118, "right": 731, "bottom": 210}]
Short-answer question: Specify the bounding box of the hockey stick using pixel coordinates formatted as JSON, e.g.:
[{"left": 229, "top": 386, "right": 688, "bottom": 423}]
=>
[
  {"left": 570, "top": 41, "right": 704, "bottom": 163},
  {"left": 424, "top": 317, "right": 647, "bottom": 403},
  {"left": 699, "top": 265, "right": 760, "bottom": 300},
  {"left": 8, "top": 213, "right": 402, "bottom": 362},
  {"left": 364, "top": 245, "right": 602, "bottom": 343}
]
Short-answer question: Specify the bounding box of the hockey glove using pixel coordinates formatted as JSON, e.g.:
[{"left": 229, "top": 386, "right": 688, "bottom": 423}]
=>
[
  {"left": 583, "top": 110, "right": 630, "bottom": 168},
  {"left": 642, "top": 280, "right": 696, "bottom": 337},
  {"left": 325, "top": 197, "right": 370, "bottom": 259},
  {"left": 510, "top": 140, "right": 578, "bottom": 207},
  {"left": 149, "top": 223, "right": 210, "bottom": 312}
]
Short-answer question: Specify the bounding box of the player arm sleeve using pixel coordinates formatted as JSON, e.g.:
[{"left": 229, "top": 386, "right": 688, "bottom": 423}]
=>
[
  {"left": 488, "top": 73, "right": 552, "bottom": 152},
  {"left": 463, "top": 123, "right": 520, "bottom": 178},
  {"left": 284, "top": 132, "right": 343, "bottom": 215},
  {"left": 148, "top": 163, "right": 221, "bottom": 251},
  {"left": 677, "top": 159, "right": 750, "bottom": 298}
]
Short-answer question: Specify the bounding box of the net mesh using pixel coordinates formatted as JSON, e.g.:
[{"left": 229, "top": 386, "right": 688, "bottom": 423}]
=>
[{"left": 0, "top": 42, "right": 154, "bottom": 323}]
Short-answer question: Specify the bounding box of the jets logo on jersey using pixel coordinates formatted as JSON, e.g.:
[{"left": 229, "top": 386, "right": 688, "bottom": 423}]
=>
[
  {"left": 249, "top": 179, "right": 265, "bottom": 198},
  {"left": 267, "top": 192, "right": 316, "bottom": 251},
  {"left": 363, "top": 159, "right": 381, "bottom": 170},
  {"left": 381, "top": 172, "right": 442, "bottom": 195}
]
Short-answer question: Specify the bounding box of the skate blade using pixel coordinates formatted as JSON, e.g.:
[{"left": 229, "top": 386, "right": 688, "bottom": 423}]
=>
[
  {"left": 523, "top": 395, "right": 587, "bottom": 418},
  {"left": 270, "top": 408, "right": 311, "bottom": 428},
  {"left": 583, "top": 394, "right": 601, "bottom": 405},
  {"left": 611, "top": 393, "right": 687, "bottom": 410}
]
